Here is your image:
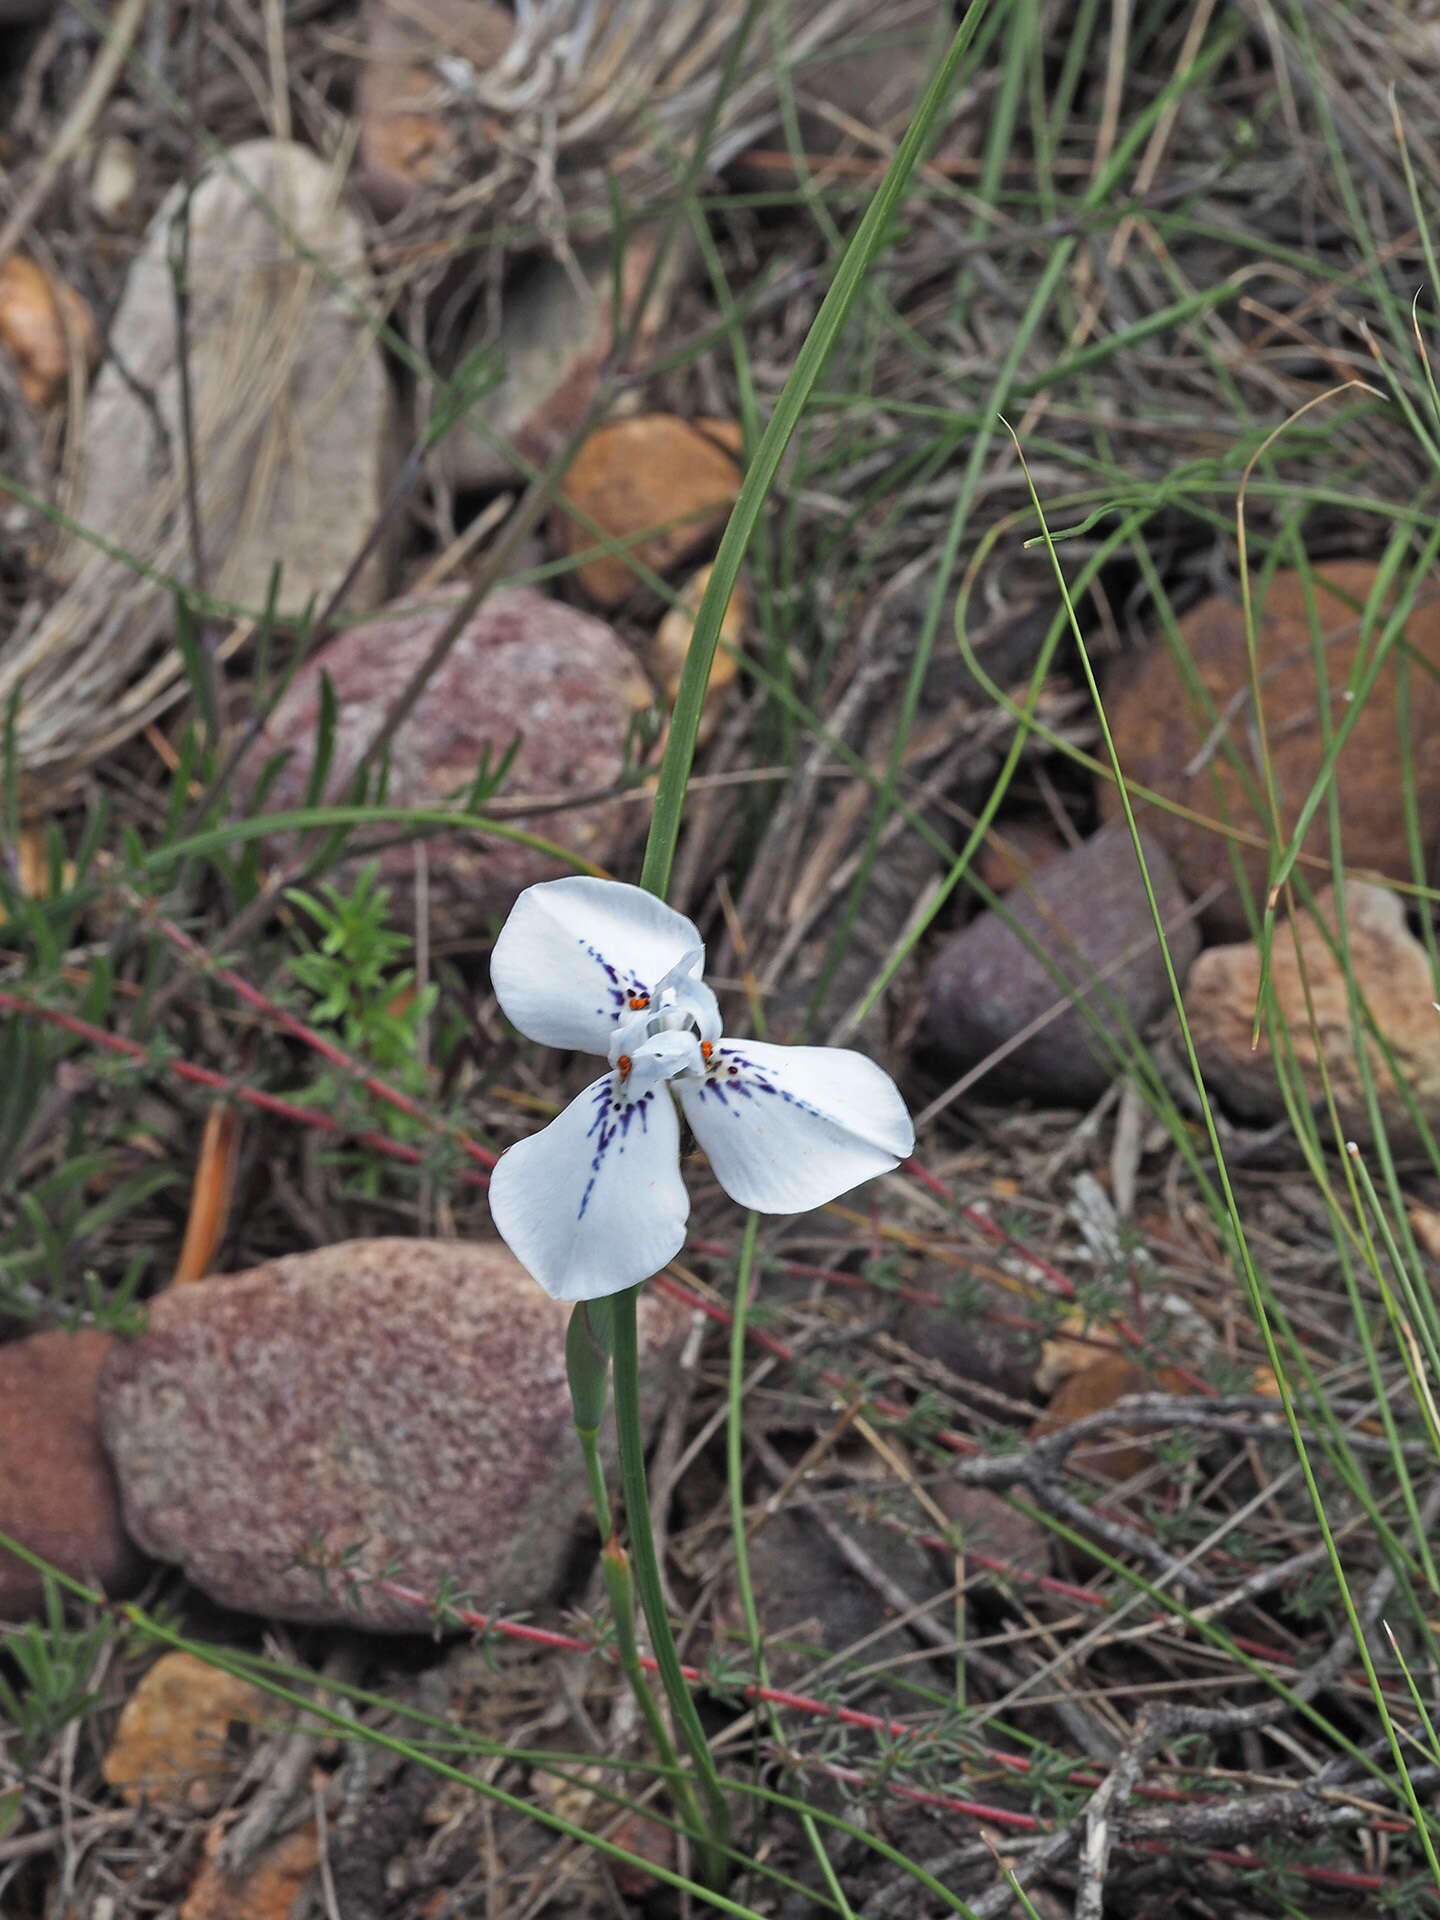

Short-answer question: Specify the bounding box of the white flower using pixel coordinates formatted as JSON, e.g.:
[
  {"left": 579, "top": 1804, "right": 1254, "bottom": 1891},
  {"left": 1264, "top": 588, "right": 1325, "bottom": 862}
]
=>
[{"left": 487, "top": 877, "right": 915, "bottom": 1302}]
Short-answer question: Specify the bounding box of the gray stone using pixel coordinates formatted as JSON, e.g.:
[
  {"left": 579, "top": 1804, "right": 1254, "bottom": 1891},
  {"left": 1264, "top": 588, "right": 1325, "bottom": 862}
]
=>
[
  {"left": 99, "top": 1240, "right": 692, "bottom": 1628},
  {"left": 918, "top": 824, "right": 1199, "bottom": 1105},
  {"left": 434, "top": 238, "right": 679, "bottom": 491}
]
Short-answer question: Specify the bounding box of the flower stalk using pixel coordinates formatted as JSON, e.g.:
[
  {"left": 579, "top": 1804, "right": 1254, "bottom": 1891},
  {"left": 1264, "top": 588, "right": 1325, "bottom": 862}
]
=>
[{"left": 612, "top": 1289, "right": 732, "bottom": 1879}]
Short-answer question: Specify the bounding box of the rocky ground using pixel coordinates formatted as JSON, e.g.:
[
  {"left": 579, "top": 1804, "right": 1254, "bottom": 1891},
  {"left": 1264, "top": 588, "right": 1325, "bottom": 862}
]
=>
[{"left": 4, "top": 1, "right": 1440, "bottom": 1915}]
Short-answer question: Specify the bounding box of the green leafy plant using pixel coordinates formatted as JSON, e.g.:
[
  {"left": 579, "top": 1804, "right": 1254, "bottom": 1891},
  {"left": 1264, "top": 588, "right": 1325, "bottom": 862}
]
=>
[
  {"left": 0, "top": 1583, "right": 115, "bottom": 1769},
  {"left": 283, "top": 863, "right": 444, "bottom": 1193}
]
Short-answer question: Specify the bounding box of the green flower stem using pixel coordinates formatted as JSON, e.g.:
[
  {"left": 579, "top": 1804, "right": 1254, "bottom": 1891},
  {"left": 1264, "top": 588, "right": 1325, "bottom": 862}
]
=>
[
  {"left": 613, "top": 1286, "right": 731, "bottom": 1886},
  {"left": 573, "top": 1426, "right": 613, "bottom": 1542},
  {"left": 599, "top": 1537, "right": 707, "bottom": 1844},
  {"left": 608, "top": 6, "right": 989, "bottom": 1894}
]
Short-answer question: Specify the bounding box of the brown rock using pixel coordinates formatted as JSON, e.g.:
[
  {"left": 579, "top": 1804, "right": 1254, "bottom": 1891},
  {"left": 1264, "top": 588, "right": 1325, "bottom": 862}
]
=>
[
  {"left": 0, "top": 1329, "right": 142, "bottom": 1617},
  {"left": 973, "top": 819, "right": 1067, "bottom": 897},
  {"left": 931, "top": 1484, "right": 1053, "bottom": 1587},
  {"left": 782, "top": 2, "right": 954, "bottom": 156},
  {"left": 919, "top": 824, "right": 1200, "bottom": 1106},
  {"left": 436, "top": 237, "right": 682, "bottom": 491},
  {"left": 357, "top": 0, "right": 513, "bottom": 214},
  {"left": 727, "top": 1, "right": 966, "bottom": 181},
  {"left": 894, "top": 1273, "right": 1041, "bottom": 1403},
  {"left": 238, "top": 586, "right": 653, "bottom": 935},
  {"left": 550, "top": 415, "right": 742, "bottom": 608},
  {"left": 1101, "top": 563, "right": 1440, "bottom": 936},
  {"left": 1187, "top": 880, "right": 1440, "bottom": 1141},
  {"left": 102, "top": 1650, "right": 269, "bottom": 1810},
  {"left": 0, "top": 255, "right": 100, "bottom": 409},
  {"left": 99, "top": 1240, "right": 692, "bottom": 1627}
]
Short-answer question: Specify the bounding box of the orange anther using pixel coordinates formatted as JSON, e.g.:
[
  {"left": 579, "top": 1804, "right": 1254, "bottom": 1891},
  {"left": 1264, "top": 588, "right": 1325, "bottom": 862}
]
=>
[
  {"left": 700, "top": 1040, "right": 714, "bottom": 1063},
  {"left": 617, "top": 1054, "right": 632, "bottom": 1079},
  {"left": 628, "top": 993, "right": 650, "bottom": 1009}
]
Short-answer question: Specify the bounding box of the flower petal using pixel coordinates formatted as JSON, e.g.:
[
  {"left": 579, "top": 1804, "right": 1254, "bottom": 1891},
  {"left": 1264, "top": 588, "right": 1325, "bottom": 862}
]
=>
[
  {"left": 677, "top": 1040, "right": 914, "bottom": 1214},
  {"left": 491, "top": 878, "right": 705, "bottom": 1054},
  {"left": 489, "top": 1071, "right": 689, "bottom": 1301}
]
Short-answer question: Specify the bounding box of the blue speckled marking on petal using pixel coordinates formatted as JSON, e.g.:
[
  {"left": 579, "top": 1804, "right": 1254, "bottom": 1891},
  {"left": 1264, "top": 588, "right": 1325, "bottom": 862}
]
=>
[
  {"left": 695, "top": 1047, "right": 829, "bottom": 1119},
  {"left": 576, "top": 935, "right": 653, "bottom": 1026},
  {"left": 577, "top": 1077, "right": 655, "bottom": 1218}
]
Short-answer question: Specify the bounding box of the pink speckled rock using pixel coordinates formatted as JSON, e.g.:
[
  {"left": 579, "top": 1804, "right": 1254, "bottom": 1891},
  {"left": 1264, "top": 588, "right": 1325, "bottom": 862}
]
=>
[
  {"left": 99, "top": 1241, "right": 692, "bottom": 1628},
  {"left": 239, "top": 587, "right": 653, "bottom": 935}
]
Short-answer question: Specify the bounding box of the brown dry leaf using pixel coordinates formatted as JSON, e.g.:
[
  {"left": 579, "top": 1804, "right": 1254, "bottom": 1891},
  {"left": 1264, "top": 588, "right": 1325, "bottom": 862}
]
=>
[
  {"left": 181, "top": 1822, "right": 320, "bottom": 1920},
  {"left": 103, "top": 1651, "right": 269, "bottom": 1810},
  {"left": 171, "top": 1105, "right": 241, "bottom": 1286},
  {"left": 0, "top": 255, "right": 99, "bottom": 409},
  {"left": 0, "top": 825, "right": 76, "bottom": 927},
  {"left": 650, "top": 563, "right": 747, "bottom": 743},
  {"left": 1031, "top": 1353, "right": 1186, "bottom": 1485}
]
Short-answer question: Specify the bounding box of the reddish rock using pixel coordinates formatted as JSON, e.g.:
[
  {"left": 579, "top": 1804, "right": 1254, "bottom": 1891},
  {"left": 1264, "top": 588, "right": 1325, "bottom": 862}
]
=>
[
  {"left": 973, "top": 819, "right": 1068, "bottom": 897},
  {"left": 1100, "top": 562, "right": 1440, "bottom": 936},
  {"left": 0, "top": 1329, "right": 142, "bottom": 1617},
  {"left": 550, "top": 415, "right": 742, "bottom": 608},
  {"left": 919, "top": 824, "right": 1199, "bottom": 1106},
  {"left": 99, "top": 1240, "right": 692, "bottom": 1627},
  {"left": 239, "top": 587, "right": 653, "bottom": 935}
]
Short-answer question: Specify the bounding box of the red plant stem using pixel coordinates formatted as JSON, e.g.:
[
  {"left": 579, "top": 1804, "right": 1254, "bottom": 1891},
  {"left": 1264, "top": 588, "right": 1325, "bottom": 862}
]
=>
[
  {"left": 0, "top": 991, "right": 492, "bottom": 1189},
  {"left": 367, "top": 1574, "right": 1414, "bottom": 1881},
  {"left": 147, "top": 910, "right": 498, "bottom": 1169}
]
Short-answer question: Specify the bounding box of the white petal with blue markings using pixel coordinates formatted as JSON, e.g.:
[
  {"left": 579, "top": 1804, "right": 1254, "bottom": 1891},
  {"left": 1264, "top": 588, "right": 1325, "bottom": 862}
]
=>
[
  {"left": 677, "top": 1040, "right": 914, "bottom": 1215},
  {"left": 488, "top": 1068, "right": 690, "bottom": 1301},
  {"left": 491, "top": 877, "right": 705, "bottom": 1055}
]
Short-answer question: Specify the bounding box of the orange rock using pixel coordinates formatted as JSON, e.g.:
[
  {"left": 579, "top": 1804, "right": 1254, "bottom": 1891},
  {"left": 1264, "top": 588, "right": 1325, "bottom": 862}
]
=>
[
  {"left": 974, "top": 820, "right": 1068, "bottom": 896},
  {"left": 1187, "top": 880, "right": 1440, "bottom": 1142},
  {"left": 0, "top": 255, "right": 100, "bottom": 409},
  {"left": 103, "top": 1651, "right": 269, "bottom": 1810},
  {"left": 181, "top": 1822, "right": 320, "bottom": 1920},
  {"left": 0, "top": 1328, "right": 141, "bottom": 1617},
  {"left": 1100, "top": 562, "right": 1440, "bottom": 935},
  {"left": 551, "top": 415, "right": 742, "bottom": 608}
]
